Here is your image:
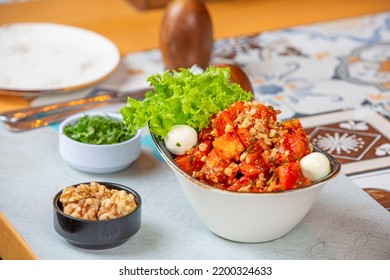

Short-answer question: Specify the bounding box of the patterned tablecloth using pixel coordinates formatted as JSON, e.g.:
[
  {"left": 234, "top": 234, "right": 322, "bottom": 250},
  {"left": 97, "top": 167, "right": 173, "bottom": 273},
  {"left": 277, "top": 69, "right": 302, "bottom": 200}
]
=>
[{"left": 32, "top": 11, "right": 390, "bottom": 193}]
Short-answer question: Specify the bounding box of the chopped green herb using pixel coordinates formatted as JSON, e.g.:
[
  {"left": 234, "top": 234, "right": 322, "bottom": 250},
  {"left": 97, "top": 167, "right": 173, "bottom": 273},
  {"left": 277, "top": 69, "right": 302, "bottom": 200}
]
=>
[
  {"left": 63, "top": 115, "right": 135, "bottom": 145},
  {"left": 120, "top": 66, "right": 252, "bottom": 139}
]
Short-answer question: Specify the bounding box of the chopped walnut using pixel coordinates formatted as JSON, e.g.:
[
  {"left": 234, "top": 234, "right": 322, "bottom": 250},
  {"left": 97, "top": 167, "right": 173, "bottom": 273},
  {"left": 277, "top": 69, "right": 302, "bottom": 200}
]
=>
[
  {"left": 60, "top": 184, "right": 90, "bottom": 205},
  {"left": 98, "top": 190, "right": 137, "bottom": 220},
  {"left": 63, "top": 197, "right": 99, "bottom": 220},
  {"left": 198, "top": 143, "right": 208, "bottom": 152},
  {"left": 60, "top": 182, "right": 137, "bottom": 221},
  {"left": 225, "top": 124, "right": 234, "bottom": 133},
  {"left": 224, "top": 166, "right": 233, "bottom": 177},
  {"left": 89, "top": 181, "right": 112, "bottom": 201},
  {"left": 224, "top": 162, "right": 238, "bottom": 177}
]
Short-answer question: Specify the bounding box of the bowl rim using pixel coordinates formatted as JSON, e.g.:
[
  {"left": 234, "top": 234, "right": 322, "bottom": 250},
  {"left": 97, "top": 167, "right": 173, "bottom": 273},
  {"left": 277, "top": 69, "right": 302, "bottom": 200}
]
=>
[
  {"left": 151, "top": 132, "right": 341, "bottom": 196},
  {"left": 53, "top": 181, "right": 142, "bottom": 223},
  {"left": 59, "top": 112, "right": 141, "bottom": 147}
]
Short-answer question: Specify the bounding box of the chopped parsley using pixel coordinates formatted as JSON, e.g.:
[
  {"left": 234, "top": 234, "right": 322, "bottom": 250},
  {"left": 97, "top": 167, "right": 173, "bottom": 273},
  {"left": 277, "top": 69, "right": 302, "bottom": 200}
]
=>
[{"left": 63, "top": 115, "right": 135, "bottom": 145}]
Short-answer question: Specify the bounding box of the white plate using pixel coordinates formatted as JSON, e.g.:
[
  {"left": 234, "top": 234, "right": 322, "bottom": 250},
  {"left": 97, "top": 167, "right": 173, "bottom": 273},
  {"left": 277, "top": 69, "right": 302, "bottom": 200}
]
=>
[{"left": 0, "top": 23, "right": 121, "bottom": 96}]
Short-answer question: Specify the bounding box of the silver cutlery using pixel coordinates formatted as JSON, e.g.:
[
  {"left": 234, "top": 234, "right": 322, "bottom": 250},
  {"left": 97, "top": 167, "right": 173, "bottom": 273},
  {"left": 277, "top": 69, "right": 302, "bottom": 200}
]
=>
[{"left": 1, "top": 88, "right": 150, "bottom": 132}]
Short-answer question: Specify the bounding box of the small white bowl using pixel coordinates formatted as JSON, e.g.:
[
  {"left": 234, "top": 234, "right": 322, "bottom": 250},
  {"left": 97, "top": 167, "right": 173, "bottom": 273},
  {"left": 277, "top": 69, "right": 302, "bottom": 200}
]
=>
[
  {"left": 59, "top": 112, "right": 141, "bottom": 174},
  {"left": 151, "top": 133, "right": 341, "bottom": 243}
]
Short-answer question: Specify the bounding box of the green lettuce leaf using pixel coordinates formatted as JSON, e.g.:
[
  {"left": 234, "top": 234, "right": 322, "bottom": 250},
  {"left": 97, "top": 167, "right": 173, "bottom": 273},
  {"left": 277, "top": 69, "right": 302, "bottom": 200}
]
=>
[{"left": 120, "top": 66, "right": 252, "bottom": 139}]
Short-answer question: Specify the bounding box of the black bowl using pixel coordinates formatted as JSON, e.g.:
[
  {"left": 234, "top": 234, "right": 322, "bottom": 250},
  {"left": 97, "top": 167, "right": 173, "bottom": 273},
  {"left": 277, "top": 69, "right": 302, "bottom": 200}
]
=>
[{"left": 53, "top": 182, "right": 142, "bottom": 250}]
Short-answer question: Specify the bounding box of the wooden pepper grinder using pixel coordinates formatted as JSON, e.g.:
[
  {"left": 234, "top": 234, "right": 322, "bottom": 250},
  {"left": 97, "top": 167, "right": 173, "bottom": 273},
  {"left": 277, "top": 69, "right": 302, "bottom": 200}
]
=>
[{"left": 159, "top": 0, "right": 213, "bottom": 71}]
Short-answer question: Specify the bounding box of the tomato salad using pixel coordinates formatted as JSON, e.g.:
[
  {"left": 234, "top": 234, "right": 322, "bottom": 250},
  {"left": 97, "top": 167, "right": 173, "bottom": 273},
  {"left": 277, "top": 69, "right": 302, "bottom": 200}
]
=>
[{"left": 174, "top": 101, "right": 313, "bottom": 192}]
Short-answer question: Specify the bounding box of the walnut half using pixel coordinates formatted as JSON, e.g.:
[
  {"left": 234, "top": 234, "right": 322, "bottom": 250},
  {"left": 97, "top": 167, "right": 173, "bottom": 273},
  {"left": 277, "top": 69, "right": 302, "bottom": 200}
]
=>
[{"left": 98, "top": 190, "right": 137, "bottom": 220}]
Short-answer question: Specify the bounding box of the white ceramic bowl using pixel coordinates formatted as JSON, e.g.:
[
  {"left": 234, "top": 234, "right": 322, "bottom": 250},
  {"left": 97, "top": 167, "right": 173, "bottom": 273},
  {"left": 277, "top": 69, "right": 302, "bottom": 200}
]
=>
[
  {"left": 59, "top": 112, "right": 141, "bottom": 174},
  {"left": 151, "top": 133, "right": 341, "bottom": 243}
]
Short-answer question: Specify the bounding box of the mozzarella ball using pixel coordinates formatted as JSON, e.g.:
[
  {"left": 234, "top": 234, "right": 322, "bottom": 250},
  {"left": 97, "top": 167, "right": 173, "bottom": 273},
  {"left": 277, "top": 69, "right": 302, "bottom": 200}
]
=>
[
  {"left": 299, "top": 152, "right": 331, "bottom": 181},
  {"left": 164, "top": 125, "right": 198, "bottom": 155}
]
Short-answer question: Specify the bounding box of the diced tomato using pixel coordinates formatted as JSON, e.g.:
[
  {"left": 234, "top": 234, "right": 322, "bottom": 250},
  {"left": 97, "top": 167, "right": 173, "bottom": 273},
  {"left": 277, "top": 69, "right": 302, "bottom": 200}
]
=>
[
  {"left": 189, "top": 140, "right": 211, "bottom": 171},
  {"left": 201, "top": 150, "right": 231, "bottom": 184},
  {"left": 237, "top": 127, "right": 253, "bottom": 147},
  {"left": 274, "top": 162, "right": 302, "bottom": 190},
  {"left": 227, "top": 176, "right": 253, "bottom": 192},
  {"left": 282, "top": 118, "right": 301, "bottom": 132},
  {"left": 239, "top": 162, "right": 260, "bottom": 178},
  {"left": 199, "top": 123, "right": 215, "bottom": 141},
  {"left": 175, "top": 140, "right": 211, "bottom": 174},
  {"left": 244, "top": 144, "right": 262, "bottom": 163},
  {"left": 286, "top": 134, "right": 309, "bottom": 159},
  {"left": 212, "top": 132, "right": 245, "bottom": 161},
  {"left": 282, "top": 119, "right": 310, "bottom": 149},
  {"left": 226, "top": 101, "right": 245, "bottom": 119},
  {"left": 276, "top": 134, "right": 310, "bottom": 164},
  {"left": 213, "top": 110, "right": 235, "bottom": 136},
  {"left": 251, "top": 103, "right": 278, "bottom": 123},
  {"left": 175, "top": 154, "right": 193, "bottom": 174}
]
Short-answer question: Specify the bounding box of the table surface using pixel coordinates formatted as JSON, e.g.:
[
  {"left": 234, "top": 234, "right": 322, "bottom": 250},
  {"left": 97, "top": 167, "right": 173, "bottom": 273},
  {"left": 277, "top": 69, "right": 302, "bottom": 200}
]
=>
[
  {"left": 1, "top": 107, "right": 389, "bottom": 260},
  {"left": 0, "top": 0, "right": 390, "bottom": 260},
  {"left": 1, "top": 0, "right": 390, "bottom": 112}
]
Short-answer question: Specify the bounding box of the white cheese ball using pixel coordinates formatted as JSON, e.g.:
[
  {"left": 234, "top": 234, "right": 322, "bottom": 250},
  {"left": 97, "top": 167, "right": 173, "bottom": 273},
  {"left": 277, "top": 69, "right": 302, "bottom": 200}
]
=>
[
  {"left": 164, "top": 125, "right": 198, "bottom": 155},
  {"left": 299, "top": 152, "right": 331, "bottom": 181}
]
